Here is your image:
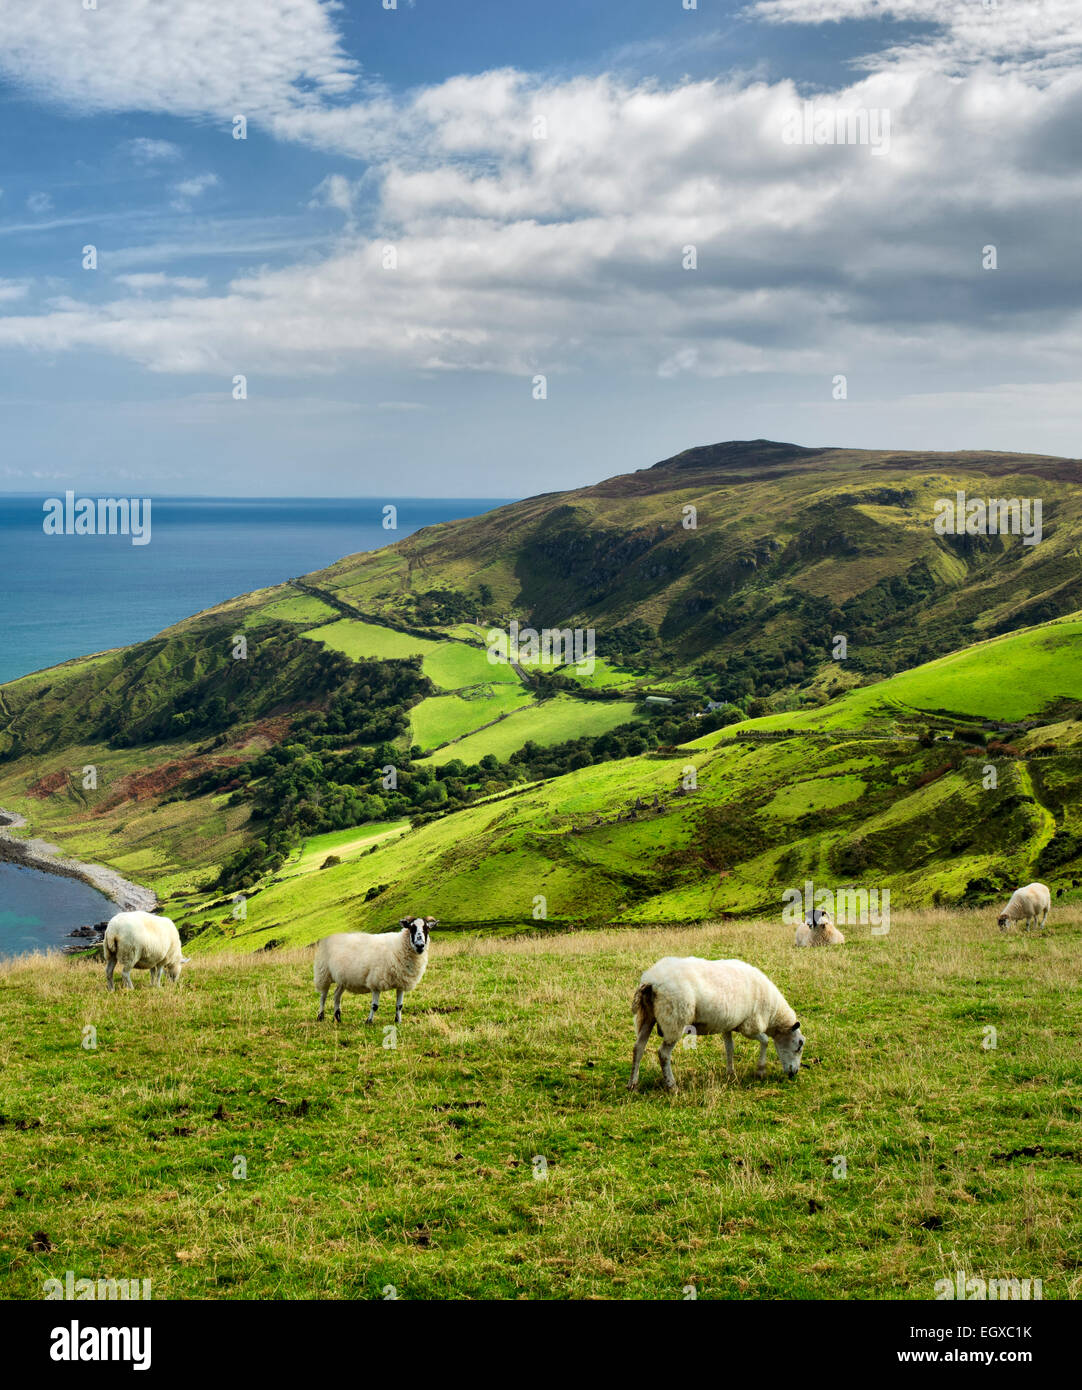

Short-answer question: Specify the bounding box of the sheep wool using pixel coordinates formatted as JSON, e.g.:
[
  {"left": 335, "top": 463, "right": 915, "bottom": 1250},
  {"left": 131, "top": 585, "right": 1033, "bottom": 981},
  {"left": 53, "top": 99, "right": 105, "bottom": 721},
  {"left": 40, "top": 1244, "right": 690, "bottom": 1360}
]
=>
[
  {"left": 104, "top": 911, "right": 189, "bottom": 991},
  {"left": 314, "top": 916, "right": 436, "bottom": 1024},
  {"left": 997, "top": 882, "right": 1051, "bottom": 932},
  {"left": 629, "top": 956, "right": 805, "bottom": 1092}
]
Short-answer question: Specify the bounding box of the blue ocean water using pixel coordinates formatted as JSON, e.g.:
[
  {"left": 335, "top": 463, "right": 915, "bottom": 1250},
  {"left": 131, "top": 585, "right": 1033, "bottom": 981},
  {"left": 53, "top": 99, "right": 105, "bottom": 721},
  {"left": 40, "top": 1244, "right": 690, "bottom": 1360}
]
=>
[
  {"left": 0, "top": 495, "right": 509, "bottom": 686},
  {"left": 0, "top": 861, "right": 113, "bottom": 958}
]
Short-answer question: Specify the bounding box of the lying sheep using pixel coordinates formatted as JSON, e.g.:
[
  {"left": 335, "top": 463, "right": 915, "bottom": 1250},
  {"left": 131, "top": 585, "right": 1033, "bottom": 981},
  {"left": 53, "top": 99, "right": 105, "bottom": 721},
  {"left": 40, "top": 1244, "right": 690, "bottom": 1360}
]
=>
[
  {"left": 628, "top": 956, "right": 804, "bottom": 1092},
  {"left": 104, "top": 911, "right": 190, "bottom": 991},
  {"left": 997, "top": 882, "right": 1051, "bottom": 932},
  {"left": 794, "top": 907, "right": 845, "bottom": 947},
  {"left": 314, "top": 916, "right": 436, "bottom": 1024}
]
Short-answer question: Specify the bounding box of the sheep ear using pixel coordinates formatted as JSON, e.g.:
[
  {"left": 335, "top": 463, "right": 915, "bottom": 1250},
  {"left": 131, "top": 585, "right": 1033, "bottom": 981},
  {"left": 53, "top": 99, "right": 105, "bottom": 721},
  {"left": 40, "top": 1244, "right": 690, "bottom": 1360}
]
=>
[
  {"left": 425, "top": 917, "right": 438, "bottom": 927},
  {"left": 791, "top": 1020, "right": 800, "bottom": 1031},
  {"left": 399, "top": 917, "right": 414, "bottom": 927}
]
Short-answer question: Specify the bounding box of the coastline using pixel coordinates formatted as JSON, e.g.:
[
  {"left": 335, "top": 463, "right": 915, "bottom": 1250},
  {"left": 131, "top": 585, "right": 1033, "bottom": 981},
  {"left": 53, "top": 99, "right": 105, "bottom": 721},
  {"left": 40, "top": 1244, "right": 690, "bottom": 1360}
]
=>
[{"left": 0, "top": 808, "right": 157, "bottom": 913}]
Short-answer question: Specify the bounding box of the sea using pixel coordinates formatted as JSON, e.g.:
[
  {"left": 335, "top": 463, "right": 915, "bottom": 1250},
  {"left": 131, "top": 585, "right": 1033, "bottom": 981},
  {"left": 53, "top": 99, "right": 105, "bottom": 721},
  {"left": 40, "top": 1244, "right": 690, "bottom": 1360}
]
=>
[{"left": 0, "top": 494, "right": 508, "bottom": 957}]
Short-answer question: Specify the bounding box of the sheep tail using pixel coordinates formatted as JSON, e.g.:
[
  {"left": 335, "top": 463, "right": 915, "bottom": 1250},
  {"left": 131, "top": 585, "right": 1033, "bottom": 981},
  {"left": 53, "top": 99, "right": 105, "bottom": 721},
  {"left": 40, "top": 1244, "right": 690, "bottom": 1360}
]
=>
[{"left": 632, "top": 982, "right": 656, "bottom": 1031}]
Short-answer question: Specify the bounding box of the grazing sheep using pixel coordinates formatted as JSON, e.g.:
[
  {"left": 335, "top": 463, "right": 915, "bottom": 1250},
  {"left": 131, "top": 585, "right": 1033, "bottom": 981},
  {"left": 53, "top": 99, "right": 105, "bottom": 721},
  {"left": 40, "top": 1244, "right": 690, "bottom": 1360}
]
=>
[
  {"left": 794, "top": 907, "right": 845, "bottom": 947},
  {"left": 628, "top": 956, "right": 804, "bottom": 1092},
  {"left": 314, "top": 916, "right": 436, "bottom": 1024},
  {"left": 997, "top": 882, "right": 1051, "bottom": 932},
  {"left": 104, "top": 911, "right": 190, "bottom": 991}
]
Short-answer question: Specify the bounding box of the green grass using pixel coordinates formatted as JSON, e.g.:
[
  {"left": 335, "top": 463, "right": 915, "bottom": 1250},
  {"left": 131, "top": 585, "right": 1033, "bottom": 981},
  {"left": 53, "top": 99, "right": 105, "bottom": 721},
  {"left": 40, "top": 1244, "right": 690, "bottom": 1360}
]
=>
[
  {"left": 303, "top": 619, "right": 518, "bottom": 691},
  {"left": 2, "top": 909, "right": 1078, "bottom": 1299},
  {"left": 765, "top": 775, "right": 868, "bottom": 818},
  {"left": 426, "top": 695, "right": 641, "bottom": 766},
  {"left": 246, "top": 594, "right": 338, "bottom": 627},
  {"left": 410, "top": 686, "right": 533, "bottom": 751},
  {"left": 715, "top": 618, "right": 1082, "bottom": 737},
  {"left": 279, "top": 822, "right": 411, "bottom": 878}
]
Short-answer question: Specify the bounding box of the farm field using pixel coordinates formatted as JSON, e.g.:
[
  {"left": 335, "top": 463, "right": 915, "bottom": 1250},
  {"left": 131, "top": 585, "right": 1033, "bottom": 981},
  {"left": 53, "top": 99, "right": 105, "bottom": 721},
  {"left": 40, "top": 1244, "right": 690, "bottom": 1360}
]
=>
[
  {"left": 409, "top": 686, "right": 533, "bottom": 751},
  {"left": 303, "top": 619, "right": 518, "bottom": 690},
  {"left": 426, "top": 694, "right": 641, "bottom": 766},
  {"left": 2, "top": 909, "right": 1078, "bottom": 1300}
]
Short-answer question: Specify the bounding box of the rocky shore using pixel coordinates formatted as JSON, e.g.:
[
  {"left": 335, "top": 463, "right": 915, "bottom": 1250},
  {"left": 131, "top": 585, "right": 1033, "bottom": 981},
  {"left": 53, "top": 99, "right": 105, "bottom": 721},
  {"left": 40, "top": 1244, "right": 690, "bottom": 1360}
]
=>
[{"left": 0, "top": 807, "right": 157, "bottom": 915}]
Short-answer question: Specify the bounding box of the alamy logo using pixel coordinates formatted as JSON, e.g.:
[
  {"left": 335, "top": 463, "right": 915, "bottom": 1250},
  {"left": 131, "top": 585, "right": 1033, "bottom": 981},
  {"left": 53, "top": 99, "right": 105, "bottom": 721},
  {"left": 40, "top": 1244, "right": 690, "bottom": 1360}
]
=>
[
  {"left": 932, "top": 491, "right": 1042, "bottom": 546},
  {"left": 49, "top": 1320, "right": 152, "bottom": 1370},
  {"left": 487, "top": 619, "right": 595, "bottom": 675},
  {"left": 782, "top": 102, "right": 891, "bottom": 156},
  {"left": 935, "top": 1270, "right": 1042, "bottom": 1301},
  {"left": 783, "top": 879, "right": 890, "bottom": 935},
  {"left": 43, "top": 491, "right": 152, "bottom": 546},
  {"left": 43, "top": 1271, "right": 152, "bottom": 1300}
]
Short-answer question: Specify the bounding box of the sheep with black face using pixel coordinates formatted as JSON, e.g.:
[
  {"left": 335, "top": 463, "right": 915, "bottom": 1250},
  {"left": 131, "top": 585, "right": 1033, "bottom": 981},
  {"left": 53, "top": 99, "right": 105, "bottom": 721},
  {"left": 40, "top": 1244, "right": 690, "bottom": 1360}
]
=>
[{"left": 314, "top": 916, "right": 436, "bottom": 1024}]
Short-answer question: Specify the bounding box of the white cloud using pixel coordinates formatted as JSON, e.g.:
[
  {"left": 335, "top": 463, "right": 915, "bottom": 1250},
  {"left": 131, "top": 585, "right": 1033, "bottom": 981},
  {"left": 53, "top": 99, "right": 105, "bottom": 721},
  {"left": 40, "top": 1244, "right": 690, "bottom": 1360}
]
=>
[
  {"left": 0, "top": 279, "right": 30, "bottom": 305},
  {"left": 0, "top": 0, "right": 357, "bottom": 122},
  {"left": 170, "top": 173, "right": 220, "bottom": 211},
  {"left": 0, "top": 2, "right": 1079, "bottom": 404},
  {"left": 309, "top": 173, "right": 356, "bottom": 221},
  {"left": 125, "top": 137, "right": 182, "bottom": 163},
  {"left": 26, "top": 192, "right": 53, "bottom": 215},
  {"left": 113, "top": 273, "right": 208, "bottom": 293},
  {"left": 752, "top": 0, "right": 1082, "bottom": 80}
]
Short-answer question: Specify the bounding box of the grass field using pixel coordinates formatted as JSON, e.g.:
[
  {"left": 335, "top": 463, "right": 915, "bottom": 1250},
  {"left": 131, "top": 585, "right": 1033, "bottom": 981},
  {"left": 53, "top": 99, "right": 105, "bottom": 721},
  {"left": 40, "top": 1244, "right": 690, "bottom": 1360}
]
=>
[
  {"left": 2, "top": 909, "right": 1078, "bottom": 1300},
  {"left": 303, "top": 620, "right": 517, "bottom": 691},
  {"left": 409, "top": 686, "right": 532, "bottom": 751},
  {"left": 279, "top": 823, "right": 412, "bottom": 879},
  {"left": 427, "top": 695, "right": 641, "bottom": 766}
]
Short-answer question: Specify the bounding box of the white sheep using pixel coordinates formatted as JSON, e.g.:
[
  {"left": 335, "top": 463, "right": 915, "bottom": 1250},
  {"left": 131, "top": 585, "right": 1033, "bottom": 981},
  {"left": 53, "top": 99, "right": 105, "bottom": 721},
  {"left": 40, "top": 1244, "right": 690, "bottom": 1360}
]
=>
[
  {"left": 314, "top": 916, "right": 436, "bottom": 1024},
  {"left": 628, "top": 956, "right": 804, "bottom": 1092},
  {"left": 104, "top": 911, "right": 190, "bottom": 990},
  {"left": 794, "top": 907, "right": 845, "bottom": 947},
  {"left": 996, "top": 882, "right": 1051, "bottom": 932}
]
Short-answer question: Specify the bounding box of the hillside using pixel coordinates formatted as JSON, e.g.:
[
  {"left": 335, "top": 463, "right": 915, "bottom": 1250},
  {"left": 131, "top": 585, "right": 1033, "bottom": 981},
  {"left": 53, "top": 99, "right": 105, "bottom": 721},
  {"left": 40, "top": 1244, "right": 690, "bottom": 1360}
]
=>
[
  {"left": 171, "top": 616, "right": 1082, "bottom": 950},
  {"left": 1, "top": 440, "right": 1080, "bottom": 949}
]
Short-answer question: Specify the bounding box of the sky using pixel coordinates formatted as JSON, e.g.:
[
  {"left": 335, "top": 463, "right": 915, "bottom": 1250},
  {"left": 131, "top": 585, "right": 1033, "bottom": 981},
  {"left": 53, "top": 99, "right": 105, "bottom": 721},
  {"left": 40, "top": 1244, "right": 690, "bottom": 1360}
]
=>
[{"left": 0, "top": 0, "right": 1080, "bottom": 497}]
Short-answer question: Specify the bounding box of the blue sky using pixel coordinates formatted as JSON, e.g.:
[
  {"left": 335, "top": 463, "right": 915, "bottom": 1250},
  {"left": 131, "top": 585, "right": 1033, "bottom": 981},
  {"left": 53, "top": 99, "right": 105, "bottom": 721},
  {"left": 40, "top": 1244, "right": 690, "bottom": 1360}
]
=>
[{"left": 1, "top": 0, "right": 1080, "bottom": 496}]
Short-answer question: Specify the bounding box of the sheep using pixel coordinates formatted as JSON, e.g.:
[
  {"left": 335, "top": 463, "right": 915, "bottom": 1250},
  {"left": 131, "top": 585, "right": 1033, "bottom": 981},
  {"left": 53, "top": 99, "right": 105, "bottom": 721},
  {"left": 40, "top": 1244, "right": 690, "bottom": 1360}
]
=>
[
  {"left": 794, "top": 907, "right": 845, "bottom": 947},
  {"left": 314, "top": 916, "right": 436, "bottom": 1024},
  {"left": 628, "top": 956, "right": 804, "bottom": 1092},
  {"left": 996, "top": 882, "right": 1051, "bottom": 932},
  {"left": 104, "top": 911, "right": 190, "bottom": 991}
]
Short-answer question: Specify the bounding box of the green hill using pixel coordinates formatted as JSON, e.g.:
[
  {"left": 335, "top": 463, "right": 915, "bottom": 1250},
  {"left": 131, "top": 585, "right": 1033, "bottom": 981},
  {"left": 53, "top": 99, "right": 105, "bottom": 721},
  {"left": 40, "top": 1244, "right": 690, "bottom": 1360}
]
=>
[{"left": 2, "top": 440, "right": 1080, "bottom": 947}]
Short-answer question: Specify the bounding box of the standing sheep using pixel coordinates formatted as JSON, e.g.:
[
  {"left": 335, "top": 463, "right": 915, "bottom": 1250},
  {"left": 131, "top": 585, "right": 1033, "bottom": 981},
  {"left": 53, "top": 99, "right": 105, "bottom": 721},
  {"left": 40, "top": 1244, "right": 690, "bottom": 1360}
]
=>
[
  {"left": 314, "top": 916, "right": 436, "bottom": 1024},
  {"left": 997, "top": 883, "right": 1051, "bottom": 932},
  {"left": 794, "top": 908, "right": 845, "bottom": 947},
  {"left": 628, "top": 956, "right": 805, "bottom": 1092},
  {"left": 104, "top": 911, "right": 190, "bottom": 990}
]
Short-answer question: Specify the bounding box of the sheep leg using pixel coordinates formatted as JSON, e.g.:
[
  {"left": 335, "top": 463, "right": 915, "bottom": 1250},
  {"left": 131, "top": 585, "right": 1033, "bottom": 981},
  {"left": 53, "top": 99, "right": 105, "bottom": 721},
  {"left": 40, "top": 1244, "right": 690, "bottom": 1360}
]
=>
[
  {"left": 316, "top": 988, "right": 328, "bottom": 1022},
  {"left": 628, "top": 1016, "right": 654, "bottom": 1090},
  {"left": 394, "top": 988, "right": 404, "bottom": 1024},
  {"left": 105, "top": 958, "right": 116, "bottom": 991},
  {"left": 756, "top": 1032, "right": 769, "bottom": 1079},
  {"left": 724, "top": 1032, "right": 736, "bottom": 1080},
  {"left": 121, "top": 966, "right": 134, "bottom": 990},
  {"left": 364, "top": 989, "right": 379, "bottom": 1024},
  {"left": 658, "top": 1039, "right": 677, "bottom": 1091},
  {"left": 333, "top": 985, "right": 345, "bottom": 1023}
]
